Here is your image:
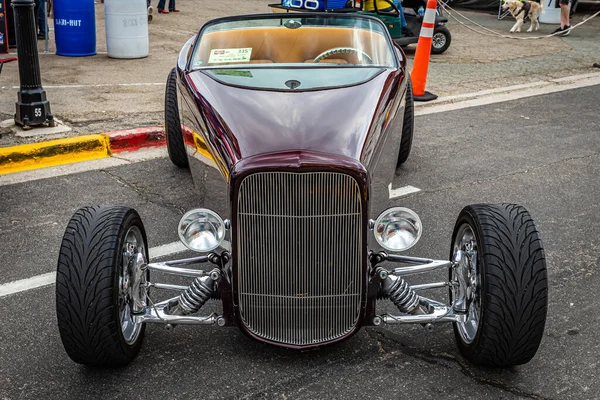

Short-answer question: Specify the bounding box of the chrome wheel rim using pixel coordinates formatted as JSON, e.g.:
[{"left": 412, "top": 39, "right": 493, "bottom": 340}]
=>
[
  {"left": 432, "top": 32, "right": 446, "bottom": 49},
  {"left": 452, "top": 223, "right": 480, "bottom": 344},
  {"left": 119, "top": 226, "right": 147, "bottom": 345}
]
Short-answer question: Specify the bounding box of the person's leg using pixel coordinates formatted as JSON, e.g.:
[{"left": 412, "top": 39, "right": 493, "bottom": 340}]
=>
[
  {"left": 39, "top": 0, "right": 47, "bottom": 37},
  {"left": 399, "top": 5, "right": 407, "bottom": 27},
  {"left": 560, "top": 4, "right": 568, "bottom": 27},
  {"left": 391, "top": 0, "right": 407, "bottom": 27},
  {"left": 553, "top": 0, "right": 570, "bottom": 34},
  {"left": 169, "top": 0, "right": 178, "bottom": 11},
  {"left": 34, "top": 0, "right": 40, "bottom": 36},
  {"left": 560, "top": 0, "right": 570, "bottom": 31},
  {"left": 157, "top": 0, "right": 166, "bottom": 11}
]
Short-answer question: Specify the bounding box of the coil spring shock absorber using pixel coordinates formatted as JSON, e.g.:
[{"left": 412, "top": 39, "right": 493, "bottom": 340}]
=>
[
  {"left": 377, "top": 267, "right": 424, "bottom": 314},
  {"left": 176, "top": 269, "right": 221, "bottom": 315}
]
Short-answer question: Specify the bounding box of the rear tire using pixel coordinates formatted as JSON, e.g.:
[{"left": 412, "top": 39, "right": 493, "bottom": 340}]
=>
[
  {"left": 450, "top": 204, "right": 548, "bottom": 367},
  {"left": 431, "top": 25, "right": 451, "bottom": 54},
  {"left": 165, "top": 68, "right": 189, "bottom": 168},
  {"left": 397, "top": 78, "right": 414, "bottom": 166},
  {"left": 56, "top": 206, "right": 149, "bottom": 367}
]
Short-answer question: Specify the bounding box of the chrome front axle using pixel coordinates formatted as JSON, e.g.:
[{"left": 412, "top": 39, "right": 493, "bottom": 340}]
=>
[{"left": 131, "top": 250, "right": 470, "bottom": 329}]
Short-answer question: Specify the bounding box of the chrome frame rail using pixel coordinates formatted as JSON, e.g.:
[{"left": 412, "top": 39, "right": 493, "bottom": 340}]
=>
[{"left": 374, "top": 252, "right": 467, "bottom": 326}]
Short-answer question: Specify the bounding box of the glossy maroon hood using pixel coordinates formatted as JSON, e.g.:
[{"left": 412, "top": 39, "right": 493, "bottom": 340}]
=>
[{"left": 186, "top": 69, "right": 398, "bottom": 167}]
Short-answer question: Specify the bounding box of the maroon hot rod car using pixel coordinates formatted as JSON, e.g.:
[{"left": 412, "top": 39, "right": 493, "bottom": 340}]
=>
[{"left": 56, "top": 13, "right": 548, "bottom": 368}]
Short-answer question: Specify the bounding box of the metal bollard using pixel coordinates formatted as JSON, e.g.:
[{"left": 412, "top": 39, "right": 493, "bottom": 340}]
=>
[{"left": 11, "top": 0, "right": 53, "bottom": 127}]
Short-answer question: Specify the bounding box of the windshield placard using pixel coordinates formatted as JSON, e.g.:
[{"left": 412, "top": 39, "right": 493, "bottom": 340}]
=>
[{"left": 208, "top": 48, "right": 252, "bottom": 64}]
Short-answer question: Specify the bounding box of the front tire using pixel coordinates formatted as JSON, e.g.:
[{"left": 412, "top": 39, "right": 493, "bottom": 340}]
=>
[
  {"left": 450, "top": 204, "right": 548, "bottom": 367},
  {"left": 165, "top": 68, "right": 189, "bottom": 168},
  {"left": 56, "top": 206, "right": 149, "bottom": 367}
]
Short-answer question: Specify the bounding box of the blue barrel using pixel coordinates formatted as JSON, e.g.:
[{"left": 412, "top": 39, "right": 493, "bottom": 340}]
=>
[{"left": 53, "top": 0, "right": 96, "bottom": 56}]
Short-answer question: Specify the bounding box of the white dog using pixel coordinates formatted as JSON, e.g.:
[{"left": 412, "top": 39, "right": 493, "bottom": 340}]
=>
[{"left": 502, "top": 0, "right": 544, "bottom": 33}]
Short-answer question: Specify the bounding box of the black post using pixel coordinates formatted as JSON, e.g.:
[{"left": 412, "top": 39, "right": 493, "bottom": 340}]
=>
[{"left": 12, "top": 0, "right": 53, "bottom": 127}]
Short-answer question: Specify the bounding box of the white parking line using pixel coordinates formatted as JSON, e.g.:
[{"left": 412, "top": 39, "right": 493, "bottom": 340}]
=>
[
  {"left": 388, "top": 183, "right": 421, "bottom": 199},
  {"left": 150, "top": 241, "right": 188, "bottom": 258},
  {"left": 0, "top": 82, "right": 164, "bottom": 90},
  {"left": 415, "top": 73, "right": 600, "bottom": 116},
  {"left": 0, "top": 239, "right": 232, "bottom": 299},
  {"left": 0, "top": 272, "right": 57, "bottom": 298}
]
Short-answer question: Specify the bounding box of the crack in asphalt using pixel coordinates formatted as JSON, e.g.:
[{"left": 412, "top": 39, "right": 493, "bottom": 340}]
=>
[
  {"left": 101, "top": 169, "right": 186, "bottom": 214},
  {"left": 367, "top": 328, "right": 554, "bottom": 400}
]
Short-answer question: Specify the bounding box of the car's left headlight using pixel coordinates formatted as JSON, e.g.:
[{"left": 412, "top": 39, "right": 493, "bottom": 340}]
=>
[{"left": 178, "top": 208, "right": 226, "bottom": 252}]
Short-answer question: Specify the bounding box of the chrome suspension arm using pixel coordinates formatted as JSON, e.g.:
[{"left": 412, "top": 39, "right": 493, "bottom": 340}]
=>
[
  {"left": 134, "top": 297, "right": 225, "bottom": 326},
  {"left": 145, "top": 254, "right": 222, "bottom": 278},
  {"left": 376, "top": 297, "right": 467, "bottom": 325},
  {"left": 384, "top": 253, "right": 453, "bottom": 276}
]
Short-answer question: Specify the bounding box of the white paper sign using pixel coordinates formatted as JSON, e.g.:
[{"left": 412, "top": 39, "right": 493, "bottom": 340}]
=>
[{"left": 208, "top": 48, "right": 252, "bottom": 63}]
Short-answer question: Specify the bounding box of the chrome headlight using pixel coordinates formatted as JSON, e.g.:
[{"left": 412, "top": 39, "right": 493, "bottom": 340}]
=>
[
  {"left": 178, "top": 209, "right": 225, "bottom": 252},
  {"left": 374, "top": 207, "right": 422, "bottom": 252}
]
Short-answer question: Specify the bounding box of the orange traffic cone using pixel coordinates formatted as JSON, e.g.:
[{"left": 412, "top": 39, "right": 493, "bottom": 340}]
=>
[{"left": 410, "top": 0, "right": 438, "bottom": 101}]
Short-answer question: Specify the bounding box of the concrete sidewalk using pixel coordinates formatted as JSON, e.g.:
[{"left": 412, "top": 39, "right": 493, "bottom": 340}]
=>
[{"left": 0, "top": 0, "right": 599, "bottom": 148}]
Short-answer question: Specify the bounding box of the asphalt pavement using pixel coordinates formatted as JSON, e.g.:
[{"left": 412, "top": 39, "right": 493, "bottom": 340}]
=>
[{"left": 0, "top": 85, "right": 599, "bottom": 399}]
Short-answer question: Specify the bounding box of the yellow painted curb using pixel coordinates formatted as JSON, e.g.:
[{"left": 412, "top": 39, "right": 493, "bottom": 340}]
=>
[{"left": 0, "top": 135, "right": 111, "bottom": 175}]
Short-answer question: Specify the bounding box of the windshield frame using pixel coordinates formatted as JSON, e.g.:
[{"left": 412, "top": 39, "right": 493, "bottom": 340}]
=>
[{"left": 186, "top": 13, "right": 399, "bottom": 72}]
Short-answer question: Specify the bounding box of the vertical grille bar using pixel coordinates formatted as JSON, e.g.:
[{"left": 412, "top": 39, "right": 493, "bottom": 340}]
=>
[{"left": 237, "top": 172, "right": 363, "bottom": 346}]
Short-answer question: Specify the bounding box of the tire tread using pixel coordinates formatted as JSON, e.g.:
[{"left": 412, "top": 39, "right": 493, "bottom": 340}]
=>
[
  {"left": 56, "top": 206, "right": 145, "bottom": 366},
  {"left": 165, "top": 68, "right": 189, "bottom": 168},
  {"left": 397, "top": 78, "right": 414, "bottom": 166},
  {"left": 453, "top": 203, "right": 548, "bottom": 367}
]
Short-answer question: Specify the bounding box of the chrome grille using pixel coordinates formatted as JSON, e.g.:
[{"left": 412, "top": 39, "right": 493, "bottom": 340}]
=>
[{"left": 236, "top": 172, "right": 363, "bottom": 346}]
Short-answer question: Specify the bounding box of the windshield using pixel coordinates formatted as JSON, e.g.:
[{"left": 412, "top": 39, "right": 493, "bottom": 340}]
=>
[{"left": 190, "top": 14, "right": 397, "bottom": 90}]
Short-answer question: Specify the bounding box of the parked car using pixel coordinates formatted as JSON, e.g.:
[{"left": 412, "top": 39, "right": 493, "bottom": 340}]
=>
[{"left": 56, "top": 13, "right": 547, "bottom": 368}]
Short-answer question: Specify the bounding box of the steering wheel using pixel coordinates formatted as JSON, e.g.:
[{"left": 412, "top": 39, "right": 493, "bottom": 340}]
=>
[{"left": 313, "top": 47, "right": 373, "bottom": 64}]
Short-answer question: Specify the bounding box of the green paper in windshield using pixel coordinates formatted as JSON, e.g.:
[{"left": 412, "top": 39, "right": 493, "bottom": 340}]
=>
[{"left": 213, "top": 70, "right": 253, "bottom": 78}]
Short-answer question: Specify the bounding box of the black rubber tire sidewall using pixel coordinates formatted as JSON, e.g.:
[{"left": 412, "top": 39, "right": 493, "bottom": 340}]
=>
[
  {"left": 56, "top": 206, "right": 149, "bottom": 367},
  {"left": 449, "top": 204, "right": 548, "bottom": 367},
  {"left": 109, "top": 208, "right": 149, "bottom": 363},
  {"left": 397, "top": 77, "right": 414, "bottom": 167},
  {"left": 431, "top": 26, "right": 451, "bottom": 55},
  {"left": 449, "top": 206, "right": 489, "bottom": 363},
  {"left": 165, "top": 68, "right": 189, "bottom": 168}
]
